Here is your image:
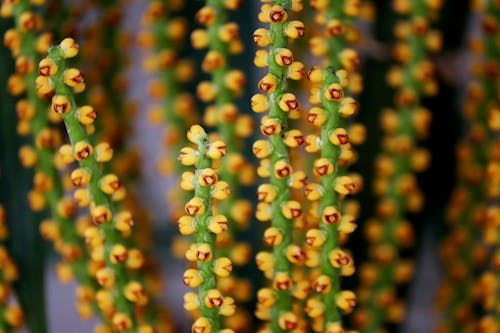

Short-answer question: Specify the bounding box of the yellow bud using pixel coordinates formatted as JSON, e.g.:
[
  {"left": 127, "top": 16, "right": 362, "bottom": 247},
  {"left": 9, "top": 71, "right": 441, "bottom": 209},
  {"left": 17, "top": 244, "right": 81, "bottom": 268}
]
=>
[
  {"left": 306, "top": 229, "right": 326, "bottom": 247},
  {"left": 184, "top": 292, "right": 199, "bottom": 311},
  {"left": 191, "top": 29, "right": 209, "bottom": 49},
  {"left": 64, "top": 68, "right": 84, "bottom": 88},
  {"left": 38, "top": 58, "right": 58, "bottom": 76},
  {"left": 178, "top": 147, "right": 198, "bottom": 166},
  {"left": 258, "top": 74, "right": 277, "bottom": 93},
  {"left": 185, "top": 197, "right": 205, "bottom": 216},
  {"left": 305, "top": 297, "right": 325, "bottom": 318},
  {"left": 183, "top": 269, "right": 203, "bottom": 288},
  {"left": 325, "top": 83, "right": 344, "bottom": 101},
  {"left": 279, "top": 312, "right": 298, "bottom": 330},
  {"left": 275, "top": 48, "right": 294, "bottom": 66},
  {"left": 95, "top": 142, "right": 113, "bottom": 163},
  {"left": 251, "top": 94, "right": 269, "bottom": 113},
  {"left": 253, "top": 28, "right": 271, "bottom": 46},
  {"left": 100, "top": 174, "right": 121, "bottom": 195},
  {"left": 96, "top": 267, "right": 115, "bottom": 288},
  {"left": 206, "top": 140, "right": 227, "bottom": 159},
  {"left": 254, "top": 49, "right": 269, "bottom": 68},
  {"left": 263, "top": 227, "right": 283, "bottom": 246},
  {"left": 335, "top": 176, "right": 356, "bottom": 195},
  {"left": 109, "top": 244, "right": 128, "bottom": 264},
  {"left": 51, "top": 95, "right": 71, "bottom": 114},
  {"left": 60, "top": 38, "right": 79, "bottom": 58},
  {"left": 219, "top": 297, "right": 236, "bottom": 316},
  {"left": 112, "top": 312, "right": 133, "bottom": 332},
  {"left": 256, "top": 251, "right": 274, "bottom": 272},
  {"left": 205, "top": 289, "right": 224, "bottom": 308},
  {"left": 212, "top": 181, "right": 231, "bottom": 200},
  {"left": 273, "top": 273, "right": 293, "bottom": 291},
  {"left": 278, "top": 93, "right": 299, "bottom": 112},
  {"left": 198, "top": 168, "right": 218, "bottom": 187},
  {"left": 77, "top": 105, "right": 96, "bottom": 125},
  {"left": 90, "top": 205, "right": 112, "bottom": 224},
  {"left": 214, "top": 257, "right": 233, "bottom": 277},
  {"left": 124, "top": 281, "right": 147, "bottom": 304},
  {"left": 285, "top": 20, "right": 305, "bottom": 39},
  {"left": 257, "top": 183, "right": 277, "bottom": 203},
  {"left": 287, "top": 61, "right": 305, "bottom": 80},
  {"left": 336, "top": 290, "right": 356, "bottom": 313},
  {"left": 269, "top": 5, "right": 287, "bottom": 23},
  {"left": 274, "top": 160, "right": 292, "bottom": 178},
  {"left": 256, "top": 202, "right": 272, "bottom": 222},
  {"left": 253, "top": 140, "right": 272, "bottom": 159},
  {"left": 18, "top": 145, "right": 38, "bottom": 168},
  {"left": 282, "top": 200, "right": 302, "bottom": 219}
]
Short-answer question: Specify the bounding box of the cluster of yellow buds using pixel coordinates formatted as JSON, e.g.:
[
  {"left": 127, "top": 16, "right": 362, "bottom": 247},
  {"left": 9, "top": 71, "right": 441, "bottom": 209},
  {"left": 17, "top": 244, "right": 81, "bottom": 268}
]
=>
[
  {"left": 437, "top": 2, "right": 500, "bottom": 332},
  {"left": 303, "top": 66, "right": 361, "bottom": 332},
  {"left": 0, "top": 205, "right": 23, "bottom": 331},
  {"left": 252, "top": 1, "right": 312, "bottom": 332},
  {"left": 192, "top": 1, "right": 255, "bottom": 323},
  {"left": 35, "top": 38, "right": 155, "bottom": 332},
  {"left": 178, "top": 125, "right": 236, "bottom": 333},
  {"left": 2, "top": 0, "right": 116, "bottom": 326},
  {"left": 354, "top": 0, "right": 442, "bottom": 331}
]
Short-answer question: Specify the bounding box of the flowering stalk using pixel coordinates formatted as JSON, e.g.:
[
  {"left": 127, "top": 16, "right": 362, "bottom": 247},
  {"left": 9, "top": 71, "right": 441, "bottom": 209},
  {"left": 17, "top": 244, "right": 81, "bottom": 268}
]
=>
[
  {"left": 304, "top": 67, "right": 359, "bottom": 330},
  {"left": 303, "top": 1, "right": 363, "bottom": 330},
  {"left": 483, "top": 1, "right": 500, "bottom": 329},
  {"left": 252, "top": 2, "right": 307, "bottom": 332},
  {"left": 435, "top": 3, "right": 498, "bottom": 329},
  {"left": 0, "top": 205, "right": 23, "bottom": 332},
  {"left": 355, "top": 0, "right": 441, "bottom": 331},
  {"left": 1, "top": 0, "right": 109, "bottom": 327},
  {"left": 38, "top": 39, "right": 154, "bottom": 332},
  {"left": 193, "top": 0, "right": 254, "bottom": 318},
  {"left": 472, "top": 1, "right": 500, "bottom": 330},
  {"left": 179, "top": 125, "right": 236, "bottom": 333}
]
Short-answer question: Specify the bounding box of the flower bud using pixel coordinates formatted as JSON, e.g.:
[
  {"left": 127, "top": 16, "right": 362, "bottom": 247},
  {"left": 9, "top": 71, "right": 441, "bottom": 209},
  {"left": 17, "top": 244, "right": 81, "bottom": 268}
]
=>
[
  {"left": 198, "top": 168, "right": 218, "bottom": 186},
  {"left": 51, "top": 95, "right": 71, "bottom": 114},
  {"left": 206, "top": 140, "right": 227, "bottom": 159},
  {"left": 253, "top": 140, "right": 272, "bottom": 159},
  {"left": 73, "top": 141, "right": 93, "bottom": 160},
  {"left": 325, "top": 83, "right": 344, "bottom": 101},
  {"left": 282, "top": 200, "right": 302, "bottom": 219},
  {"left": 208, "top": 214, "right": 228, "bottom": 234},
  {"left": 183, "top": 269, "right": 203, "bottom": 287},
  {"left": 263, "top": 227, "right": 283, "bottom": 246},
  {"left": 275, "top": 48, "right": 294, "bottom": 66},
  {"left": 322, "top": 206, "right": 341, "bottom": 224},
  {"left": 214, "top": 257, "right": 233, "bottom": 277},
  {"left": 212, "top": 181, "right": 230, "bottom": 200},
  {"left": 178, "top": 147, "right": 198, "bottom": 166},
  {"left": 274, "top": 160, "right": 292, "bottom": 178},
  {"left": 260, "top": 117, "right": 282, "bottom": 136},
  {"left": 253, "top": 28, "right": 271, "bottom": 46},
  {"left": 178, "top": 215, "right": 195, "bottom": 235},
  {"left": 60, "top": 38, "right": 79, "bottom": 58},
  {"left": 285, "top": 20, "right": 305, "bottom": 39},
  {"left": 185, "top": 197, "right": 205, "bottom": 216},
  {"left": 269, "top": 5, "right": 287, "bottom": 23}
]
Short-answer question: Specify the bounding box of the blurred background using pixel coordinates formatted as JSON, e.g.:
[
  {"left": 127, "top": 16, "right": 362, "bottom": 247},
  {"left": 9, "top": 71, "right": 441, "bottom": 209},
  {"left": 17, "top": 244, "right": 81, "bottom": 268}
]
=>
[{"left": 0, "top": 0, "right": 490, "bottom": 332}]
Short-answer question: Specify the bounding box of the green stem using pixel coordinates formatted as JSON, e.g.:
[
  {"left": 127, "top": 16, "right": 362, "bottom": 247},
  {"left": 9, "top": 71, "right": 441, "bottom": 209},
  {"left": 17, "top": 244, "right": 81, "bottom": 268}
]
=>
[
  {"left": 318, "top": 70, "right": 343, "bottom": 326},
  {"left": 267, "top": 1, "right": 294, "bottom": 332},
  {"left": 193, "top": 140, "right": 220, "bottom": 332},
  {"left": 48, "top": 45, "right": 137, "bottom": 333}
]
